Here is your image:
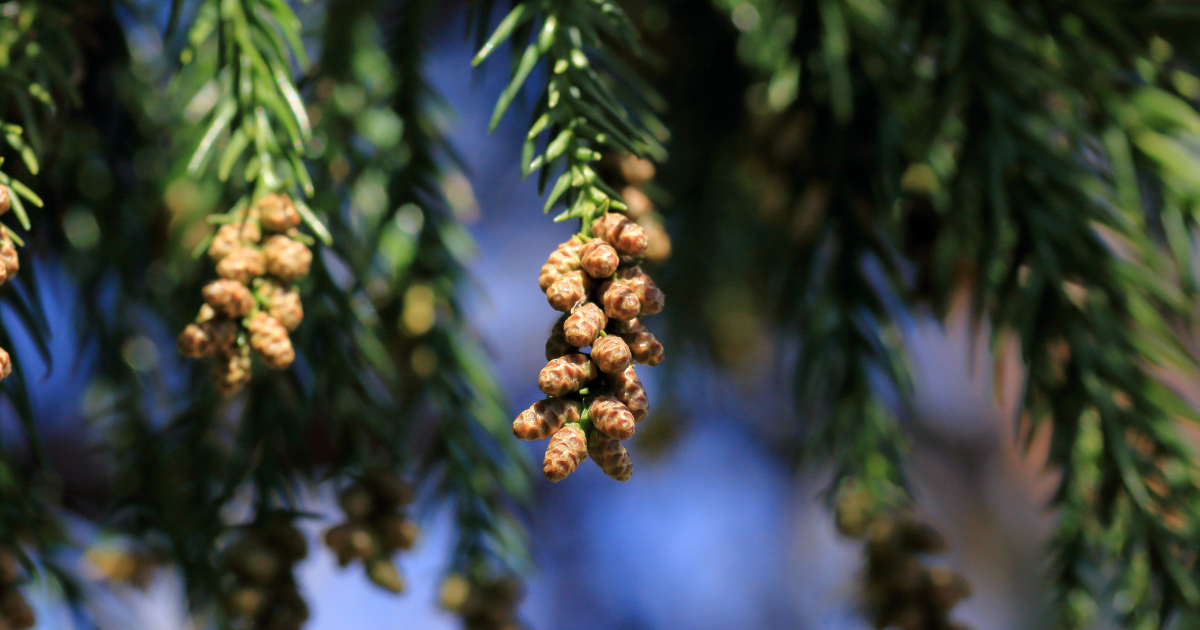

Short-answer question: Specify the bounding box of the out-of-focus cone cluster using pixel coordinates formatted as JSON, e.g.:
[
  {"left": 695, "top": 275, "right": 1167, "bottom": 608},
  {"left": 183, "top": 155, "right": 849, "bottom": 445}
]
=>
[
  {"left": 519, "top": 165, "right": 668, "bottom": 482},
  {"left": 0, "top": 550, "right": 35, "bottom": 630},
  {"left": 439, "top": 572, "right": 526, "bottom": 630},
  {"left": 835, "top": 485, "right": 973, "bottom": 630},
  {"left": 219, "top": 518, "right": 309, "bottom": 630},
  {"left": 323, "top": 471, "right": 417, "bottom": 593},
  {"left": 0, "top": 189, "right": 21, "bottom": 385},
  {"left": 596, "top": 154, "right": 670, "bottom": 264},
  {"left": 177, "top": 193, "right": 310, "bottom": 397}
]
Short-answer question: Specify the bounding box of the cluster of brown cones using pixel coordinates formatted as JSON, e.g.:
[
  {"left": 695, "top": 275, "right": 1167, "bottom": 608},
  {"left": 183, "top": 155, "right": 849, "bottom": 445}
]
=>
[
  {"left": 177, "top": 193, "right": 310, "bottom": 396},
  {"left": 0, "top": 551, "right": 34, "bottom": 630},
  {"left": 220, "top": 518, "right": 309, "bottom": 630},
  {"left": 0, "top": 186, "right": 20, "bottom": 385},
  {"left": 836, "top": 488, "right": 972, "bottom": 630},
  {"left": 515, "top": 201, "right": 666, "bottom": 483},
  {"left": 439, "top": 572, "right": 526, "bottom": 630},
  {"left": 323, "top": 471, "right": 418, "bottom": 594},
  {"left": 596, "top": 155, "right": 670, "bottom": 264}
]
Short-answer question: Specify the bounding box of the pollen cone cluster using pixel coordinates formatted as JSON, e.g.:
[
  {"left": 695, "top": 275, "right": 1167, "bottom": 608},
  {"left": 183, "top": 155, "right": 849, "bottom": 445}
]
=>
[
  {"left": 323, "top": 471, "right": 418, "bottom": 594},
  {"left": 0, "top": 550, "right": 35, "bottom": 630},
  {"left": 0, "top": 192, "right": 20, "bottom": 385},
  {"left": 220, "top": 518, "right": 309, "bottom": 630},
  {"left": 835, "top": 486, "right": 973, "bottom": 630},
  {"left": 439, "top": 572, "right": 527, "bottom": 630},
  {"left": 519, "top": 197, "right": 668, "bottom": 483},
  {"left": 177, "top": 193, "right": 309, "bottom": 397}
]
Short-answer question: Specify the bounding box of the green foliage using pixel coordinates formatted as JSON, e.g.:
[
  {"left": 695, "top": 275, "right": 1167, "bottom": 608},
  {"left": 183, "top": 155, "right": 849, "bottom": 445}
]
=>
[{"left": 475, "top": 0, "right": 666, "bottom": 232}]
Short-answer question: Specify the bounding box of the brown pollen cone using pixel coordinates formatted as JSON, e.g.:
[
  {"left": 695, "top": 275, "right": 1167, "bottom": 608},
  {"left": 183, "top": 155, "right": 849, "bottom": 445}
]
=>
[
  {"left": 620, "top": 186, "right": 653, "bottom": 219},
  {"left": 262, "top": 279, "right": 304, "bottom": 331},
  {"left": 546, "top": 271, "right": 592, "bottom": 312},
  {"left": 589, "top": 395, "right": 635, "bottom": 440},
  {"left": 618, "top": 154, "right": 655, "bottom": 186},
  {"left": 0, "top": 185, "right": 9, "bottom": 214},
  {"left": 580, "top": 240, "right": 619, "bottom": 279},
  {"left": 591, "top": 213, "right": 647, "bottom": 257},
  {"left": 543, "top": 424, "right": 587, "bottom": 482},
  {"left": 262, "top": 235, "right": 312, "bottom": 282},
  {"left": 178, "top": 323, "right": 215, "bottom": 358},
  {"left": 0, "top": 347, "right": 10, "bottom": 380},
  {"left": 537, "top": 354, "right": 598, "bottom": 396},
  {"left": 599, "top": 281, "right": 640, "bottom": 321},
  {"left": 615, "top": 319, "right": 664, "bottom": 366},
  {"left": 588, "top": 432, "right": 633, "bottom": 482},
  {"left": 563, "top": 302, "right": 607, "bottom": 347},
  {"left": 209, "top": 221, "right": 262, "bottom": 261},
  {"left": 638, "top": 216, "right": 672, "bottom": 264},
  {"left": 538, "top": 237, "right": 584, "bottom": 291},
  {"left": 545, "top": 315, "right": 574, "bottom": 360},
  {"left": 591, "top": 335, "right": 633, "bottom": 374},
  {"left": 216, "top": 245, "right": 266, "bottom": 284},
  {"left": 203, "top": 279, "right": 254, "bottom": 318},
  {"left": 614, "top": 267, "right": 665, "bottom": 315},
  {"left": 256, "top": 193, "right": 301, "bottom": 232},
  {"left": 611, "top": 366, "right": 649, "bottom": 422},
  {"left": 247, "top": 312, "right": 295, "bottom": 369},
  {"left": 513, "top": 398, "right": 581, "bottom": 441},
  {"left": 0, "top": 260, "right": 7, "bottom": 287},
  {"left": 0, "top": 233, "right": 18, "bottom": 277},
  {"left": 215, "top": 344, "right": 252, "bottom": 397}
]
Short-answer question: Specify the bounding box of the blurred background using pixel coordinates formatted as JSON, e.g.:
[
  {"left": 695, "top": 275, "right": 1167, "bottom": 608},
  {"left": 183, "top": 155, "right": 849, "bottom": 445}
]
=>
[{"left": 0, "top": 0, "right": 1128, "bottom": 629}]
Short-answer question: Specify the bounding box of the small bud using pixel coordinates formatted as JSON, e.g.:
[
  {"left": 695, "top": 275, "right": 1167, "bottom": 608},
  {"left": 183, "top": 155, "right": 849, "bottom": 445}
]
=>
[
  {"left": 543, "top": 424, "right": 588, "bottom": 482},
  {"left": 262, "top": 235, "right": 312, "bottom": 282},
  {"left": 0, "top": 185, "right": 10, "bottom": 215},
  {"left": 0, "top": 260, "right": 8, "bottom": 288},
  {"left": 209, "top": 221, "right": 262, "bottom": 261},
  {"left": 0, "top": 233, "right": 18, "bottom": 277},
  {"left": 591, "top": 213, "right": 647, "bottom": 257},
  {"left": 366, "top": 558, "right": 405, "bottom": 593},
  {"left": 563, "top": 302, "right": 607, "bottom": 347},
  {"left": 591, "top": 335, "right": 633, "bottom": 374},
  {"left": 0, "top": 347, "right": 9, "bottom": 381},
  {"left": 539, "top": 237, "right": 584, "bottom": 291},
  {"left": 610, "top": 367, "right": 649, "bottom": 422},
  {"left": 600, "top": 281, "right": 640, "bottom": 321},
  {"left": 546, "top": 271, "right": 592, "bottom": 312},
  {"left": 580, "top": 240, "right": 619, "bottom": 279},
  {"left": 177, "top": 323, "right": 214, "bottom": 358},
  {"left": 587, "top": 431, "right": 633, "bottom": 482},
  {"left": 638, "top": 216, "right": 672, "bottom": 264},
  {"left": 513, "top": 398, "right": 580, "bottom": 441},
  {"left": 214, "top": 344, "right": 252, "bottom": 397},
  {"left": 618, "top": 155, "right": 655, "bottom": 187},
  {"left": 589, "top": 395, "right": 635, "bottom": 440},
  {"left": 620, "top": 185, "right": 653, "bottom": 218},
  {"left": 262, "top": 279, "right": 304, "bottom": 330},
  {"left": 247, "top": 312, "right": 295, "bottom": 369},
  {"left": 537, "top": 354, "right": 598, "bottom": 396},
  {"left": 615, "top": 319, "right": 664, "bottom": 366},
  {"left": 545, "top": 314, "right": 574, "bottom": 360},
  {"left": 256, "top": 193, "right": 301, "bottom": 232},
  {"left": 216, "top": 246, "right": 266, "bottom": 285},
  {"left": 203, "top": 279, "right": 254, "bottom": 318}
]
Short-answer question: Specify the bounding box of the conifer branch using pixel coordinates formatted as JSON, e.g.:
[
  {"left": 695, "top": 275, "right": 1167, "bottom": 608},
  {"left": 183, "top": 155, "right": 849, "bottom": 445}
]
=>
[{"left": 475, "top": 0, "right": 666, "bottom": 232}]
